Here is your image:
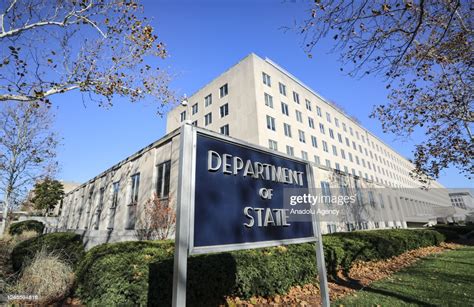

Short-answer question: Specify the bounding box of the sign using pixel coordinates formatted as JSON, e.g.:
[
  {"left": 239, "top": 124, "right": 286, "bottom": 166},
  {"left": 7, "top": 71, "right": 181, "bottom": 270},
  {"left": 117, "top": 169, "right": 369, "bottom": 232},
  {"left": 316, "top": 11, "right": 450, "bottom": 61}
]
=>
[
  {"left": 191, "top": 133, "right": 316, "bottom": 253},
  {"left": 172, "top": 124, "right": 329, "bottom": 307}
]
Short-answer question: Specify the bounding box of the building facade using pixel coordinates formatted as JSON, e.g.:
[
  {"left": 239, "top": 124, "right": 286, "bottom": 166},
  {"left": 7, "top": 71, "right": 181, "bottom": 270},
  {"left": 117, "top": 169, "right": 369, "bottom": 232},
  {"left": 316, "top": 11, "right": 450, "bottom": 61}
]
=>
[
  {"left": 167, "top": 54, "right": 450, "bottom": 227},
  {"left": 56, "top": 54, "right": 452, "bottom": 248}
]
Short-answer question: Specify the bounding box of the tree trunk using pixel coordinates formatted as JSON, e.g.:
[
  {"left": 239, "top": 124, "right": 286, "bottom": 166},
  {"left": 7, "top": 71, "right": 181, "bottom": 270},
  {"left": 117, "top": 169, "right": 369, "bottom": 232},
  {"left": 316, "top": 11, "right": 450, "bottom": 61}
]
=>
[{"left": 0, "top": 197, "right": 10, "bottom": 235}]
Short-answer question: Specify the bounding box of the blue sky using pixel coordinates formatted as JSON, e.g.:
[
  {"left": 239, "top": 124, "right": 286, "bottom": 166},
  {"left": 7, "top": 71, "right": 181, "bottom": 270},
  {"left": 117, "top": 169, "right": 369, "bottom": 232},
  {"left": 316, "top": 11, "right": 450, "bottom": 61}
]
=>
[{"left": 51, "top": 0, "right": 471, "bottom": 188}]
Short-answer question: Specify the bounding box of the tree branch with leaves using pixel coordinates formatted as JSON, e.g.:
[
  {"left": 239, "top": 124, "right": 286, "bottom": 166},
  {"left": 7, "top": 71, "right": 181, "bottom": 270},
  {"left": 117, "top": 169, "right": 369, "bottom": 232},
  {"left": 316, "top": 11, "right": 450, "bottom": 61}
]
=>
[
  {"left": 0, "top": 0, "right": 175, "bottom": 114},
  {"left": 296, "top": 0, "right": 473, "bottom": 183}
]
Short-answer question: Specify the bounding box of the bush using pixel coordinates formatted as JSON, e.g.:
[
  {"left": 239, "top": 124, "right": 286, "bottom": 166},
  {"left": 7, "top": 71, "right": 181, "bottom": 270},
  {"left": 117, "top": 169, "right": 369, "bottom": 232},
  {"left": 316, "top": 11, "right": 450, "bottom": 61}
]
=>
[
  {"left": 431, "top": 224, "right": 474, "bottom": 241},
  {"left": 9, "top": 220, "right": 45, "bottom": 236},
  {"left": 11, "top": 232, "right": 85, "bottom": 272},
  {"left": 74, "top": 229, "right": 444, "bottom": 306},
  {"left": 9, "top": 248, "right": 74, "bottom": 305},
  {"left": 324, "top": 229, "right": 445, "bottom": 273}
]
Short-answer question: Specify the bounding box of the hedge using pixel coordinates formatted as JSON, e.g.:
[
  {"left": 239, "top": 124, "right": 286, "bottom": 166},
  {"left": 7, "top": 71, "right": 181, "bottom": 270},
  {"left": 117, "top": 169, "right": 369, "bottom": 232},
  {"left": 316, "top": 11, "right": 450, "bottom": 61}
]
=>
[
  {"left": 11, "top": 232, "right": 85, "bottom": 272},
  {"left": 8, "top": 220, "right": 45, "bottom": 236},
  {"left": 430, "top": 224, "right": 474, "bottom": 242},
  {"left": 74, "top": 229, "right": 445, "bottom": 306}
]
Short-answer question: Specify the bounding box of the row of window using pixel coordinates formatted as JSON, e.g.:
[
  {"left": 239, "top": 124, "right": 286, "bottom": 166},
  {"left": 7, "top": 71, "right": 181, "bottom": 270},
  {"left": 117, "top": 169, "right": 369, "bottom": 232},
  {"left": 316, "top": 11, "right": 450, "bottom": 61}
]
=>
[
  {"left": 180, "top": 83, "right": 229, "bottom": 122},
  {"left": 261, "top": 71, "right": 415, "bottom": 180},
  {"left": 66, "top": 160, "right": 171, "bottom": 231},
  {"left": 181, "top": 103, "right": 229, "bottom": 126},
  {"left": 264, "top": 100, "right": 410, "bottom": 184},
  {"left": 266, "top": 115, "right": 396, "bottom": 175},
  {"left": 267, "top": 137, "right": 402, "bottom": 186}
]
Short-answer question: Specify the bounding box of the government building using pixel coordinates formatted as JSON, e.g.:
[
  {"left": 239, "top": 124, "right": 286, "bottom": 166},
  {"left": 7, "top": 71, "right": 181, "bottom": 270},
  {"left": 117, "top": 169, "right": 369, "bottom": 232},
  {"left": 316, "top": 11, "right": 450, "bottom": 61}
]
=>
[{"left": 55, "top": 54, "right": 452, "bottom": 248}]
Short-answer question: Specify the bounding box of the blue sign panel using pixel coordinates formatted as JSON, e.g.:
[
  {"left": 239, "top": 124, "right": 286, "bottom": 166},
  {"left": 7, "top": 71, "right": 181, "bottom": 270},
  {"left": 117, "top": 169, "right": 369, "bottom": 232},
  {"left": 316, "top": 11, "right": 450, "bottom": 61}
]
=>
[{"left": 192, "top": 133, "right": 315, "bottom": 251}]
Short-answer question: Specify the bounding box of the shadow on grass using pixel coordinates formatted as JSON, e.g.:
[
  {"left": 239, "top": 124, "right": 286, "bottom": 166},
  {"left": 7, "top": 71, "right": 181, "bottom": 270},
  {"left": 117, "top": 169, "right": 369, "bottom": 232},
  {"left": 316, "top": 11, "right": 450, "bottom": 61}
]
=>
[{"left": 360, "top": 285, "right": 437, "bottom": 307}]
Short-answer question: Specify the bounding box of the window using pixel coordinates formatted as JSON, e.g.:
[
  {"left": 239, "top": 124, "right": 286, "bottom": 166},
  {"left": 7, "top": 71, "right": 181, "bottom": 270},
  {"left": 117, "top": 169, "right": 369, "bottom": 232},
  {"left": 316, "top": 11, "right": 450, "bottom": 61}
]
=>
[
  {"left": 305, "top": 99, "right": 312, "bottom": 111},
  {"left": 311, "top": 136, "right": 318, "bottom": 148},
  {"left": 286, "top": 145, "right": 294, "bottom": 156},
  {"left": 220, "top": 103, "right": 229, "bottom": 117},
  {"left": 327, "top": 224, "right": 337, "bottom": 234},
  {"left": 321, "top": 181, "right": 332, "bottom": 204},
  {"left": 379, "top": 194, "right": 385, "bottom": 208},
  {"left": 126, "top": 174, "right": 140, "bottom": 230},
  {"left": 329, "top": 128, "right": 334, "bottom": 139},
  {"left": 301, "top": 150, "right": 308, "bottom": 160},
  {"left": 332, "top": 145, "right": 338, "bottom": 156},
  {"left": 219, "top": 83, "right": 228, "bottom": 97},
  {"left": 269, "top": 139, "right": 278, "bottom": 151},
  {"left": 319, "top": 123, "right": 325, "bottom": 134},
  {"left": 368, "top": 191, "right": 376, "bottom": 207},
  {"left": 334, "top": 117, "right": 339, "bottom": 127},
  {"left": 314, "top": 155, "right": 321, "bottom": 165},
  {"left": 308, "top": 117, "right": 315, "bottom": 129},
  {"left": 205, "top": 94, "right": 212, "bottom": 107},
  {"left": 348, "top": 152, "right": 353, "bottom": 162},
  {"left": 205, "top": 112, "right": 212, "bottom": 126},
  {"left": 266, "top": 115, "right": 276, "bottom": 131},
  {"left": 349, "top": 127, "right": 354, "bottom": 136},
  {"left": 298, "top": 130, "right": 306, "bottom": 143},
  {"left": 279, "top": 82, "right": 286, "bottom": 96},
  {"left": 345, "top": 137, "right": 350, "bottom": 147},
  {"left": 293, "top": 91, "right": 300, "bottom": 104},
  {"left": 156, "top": 161, "right": 171, "bottom": 199},
  {"left": 107, "top": 182, "right": 120, "bottom": 229},
  {"left": 220, "top": 124, "right": 229, "bottom": 136},
  {"left": 94, "top": 188, "right": 105, "bottom": 230},
  {"left": 262, "top": 72, "right": 271, "bottom": 86},
  {"left": 264, "top": 93, "right": 273, "bottom": 108},
  {"left": 295, "top": 110, "right": 303, "bottom": 122},
  {"left": 283, "top": 123, "right": 292, "bottom": 137},
  {"left": 335, "top": 163, "right": 340, "bottom": 170},
  {"left": 326, "top": 112, "right": 331, "bottom": 123},
  {"left": 192, "top": 120, "right": 198, "bottom": 126},
  {"left": 338, "top": 133, "right": 343, "bottom": 143},
  {"left": 192, "top": 103, "right": 198, "bottom": 115},
  {"left": 180, "top": 111, "right": 186, "bottom": 122},
  {"left": 341, "top": 149, "right": 346, "bottom": 159},
  {"left": 322, "top": 140, "right": 328, "bottom": 152},
  {"left": 316, "top": 106, "right": 322, "bottom": 117},
  {"left": 342, "top": 122, "right": 347, "bottom": 132},
  {"left": 130, "top": 173, "right": 140, "bottom": 204},
  {"left": 281, "top": 102, "right": 289, "bottom": 115}
]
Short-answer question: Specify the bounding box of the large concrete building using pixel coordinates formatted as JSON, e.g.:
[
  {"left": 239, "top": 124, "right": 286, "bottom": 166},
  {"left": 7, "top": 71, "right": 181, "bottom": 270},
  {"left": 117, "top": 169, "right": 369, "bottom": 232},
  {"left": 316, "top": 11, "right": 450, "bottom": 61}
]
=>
[{"left": 56, "top": 54, "right": 452, "bottom": 247}]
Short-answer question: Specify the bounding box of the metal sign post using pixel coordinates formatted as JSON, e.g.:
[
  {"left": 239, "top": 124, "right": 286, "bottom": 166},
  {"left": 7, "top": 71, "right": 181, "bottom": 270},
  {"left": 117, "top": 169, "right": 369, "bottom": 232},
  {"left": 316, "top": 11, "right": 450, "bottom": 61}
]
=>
[
  {"left": 307, "top": 164, "right": 330, "bottom": 307},
  {"left": 172, "top": 124, "right": 194, "bottom": 307}
]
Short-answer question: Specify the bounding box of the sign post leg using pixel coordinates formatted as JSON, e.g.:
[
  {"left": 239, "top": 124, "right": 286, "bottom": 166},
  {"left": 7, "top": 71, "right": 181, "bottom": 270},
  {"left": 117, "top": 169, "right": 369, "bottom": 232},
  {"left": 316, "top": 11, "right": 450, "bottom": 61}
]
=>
[
  {"left": 314, "top": 220, "right": 330, "bottom": 307},
  {"left": 306, "top": 164, "right": 330, "bottom": 307},
  {"left": 172, "top": 124, "right": 194, "bottom": 307}
]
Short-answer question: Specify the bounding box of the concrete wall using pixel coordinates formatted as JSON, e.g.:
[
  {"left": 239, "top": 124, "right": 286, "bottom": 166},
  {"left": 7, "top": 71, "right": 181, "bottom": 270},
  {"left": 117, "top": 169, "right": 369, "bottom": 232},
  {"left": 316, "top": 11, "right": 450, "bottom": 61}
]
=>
[{"left": 54, "top": 130, "right": 181, "bottom": 249}]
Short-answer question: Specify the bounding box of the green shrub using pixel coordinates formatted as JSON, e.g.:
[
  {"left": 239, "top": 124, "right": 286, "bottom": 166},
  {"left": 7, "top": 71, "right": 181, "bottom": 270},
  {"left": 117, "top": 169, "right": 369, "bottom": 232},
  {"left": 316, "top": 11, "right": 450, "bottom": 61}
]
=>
[
  {"left": 324, "top": 229, "right": 444, "bottom": 273},
  {"left": 432, "top": 225, "right": 474, "bottom": 240},
  {"left": 9, "top": 220, "right": 45, "bottom": 236},
  {"left": 74, "top": 229, "right": 444, "bottom": 306},
  {"left": 11, "top": 232, "right": 85, "bottom": 272}
]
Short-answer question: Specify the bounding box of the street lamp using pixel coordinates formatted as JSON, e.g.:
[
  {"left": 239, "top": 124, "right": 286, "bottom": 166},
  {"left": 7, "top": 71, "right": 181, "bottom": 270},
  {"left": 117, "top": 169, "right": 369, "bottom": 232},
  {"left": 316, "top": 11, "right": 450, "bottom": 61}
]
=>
[{"left": 180, "top": 94, "right": 192, "bottom": 125}]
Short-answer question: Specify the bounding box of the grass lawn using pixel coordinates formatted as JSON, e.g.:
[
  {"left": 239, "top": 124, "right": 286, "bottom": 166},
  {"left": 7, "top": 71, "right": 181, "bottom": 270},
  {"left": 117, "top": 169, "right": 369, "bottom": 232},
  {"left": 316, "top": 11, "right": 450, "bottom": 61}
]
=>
[{"left": 335, "top": 246, "right": 474, "bottom": 306}]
